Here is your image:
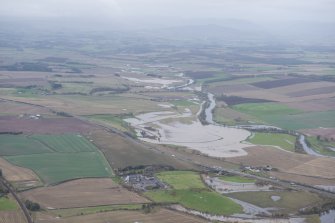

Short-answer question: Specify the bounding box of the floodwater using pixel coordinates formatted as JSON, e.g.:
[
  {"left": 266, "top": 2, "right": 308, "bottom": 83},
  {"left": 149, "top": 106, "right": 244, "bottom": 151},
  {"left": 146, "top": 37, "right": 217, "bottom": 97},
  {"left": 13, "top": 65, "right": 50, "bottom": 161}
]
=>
[
  {"left": 205, "top": 93, "right": 216, "bottom": 124},
  {"left": 320, "top": 209, "right": 335, "bottom": 223}
]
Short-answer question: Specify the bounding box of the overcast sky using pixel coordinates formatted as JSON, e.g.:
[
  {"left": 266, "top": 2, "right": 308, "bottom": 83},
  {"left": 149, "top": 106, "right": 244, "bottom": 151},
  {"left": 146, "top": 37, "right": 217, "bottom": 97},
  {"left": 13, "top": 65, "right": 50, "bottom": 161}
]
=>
[{"left": 1, "top": 0, "right": 334, "bottom": 22}]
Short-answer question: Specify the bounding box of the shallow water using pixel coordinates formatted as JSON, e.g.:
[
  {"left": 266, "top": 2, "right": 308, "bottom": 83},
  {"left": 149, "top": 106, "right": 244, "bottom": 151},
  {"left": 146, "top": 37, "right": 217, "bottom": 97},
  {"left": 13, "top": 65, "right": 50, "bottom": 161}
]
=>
[
  {"left": 320, "top": 209, "right": 335, "bottom": 223},
  {"left": 205, "top": 93, "right": 216, "bottom": 124}
]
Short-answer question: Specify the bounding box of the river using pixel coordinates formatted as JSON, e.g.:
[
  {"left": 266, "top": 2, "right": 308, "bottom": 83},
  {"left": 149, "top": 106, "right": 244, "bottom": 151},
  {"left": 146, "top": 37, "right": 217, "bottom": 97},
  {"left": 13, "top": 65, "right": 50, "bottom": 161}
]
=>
[
  {"left": 298, "top": 135, "right": 329, "bottom": 157},
  {"left": 205, "top": 93, "right": 216, "bottom": 124}
]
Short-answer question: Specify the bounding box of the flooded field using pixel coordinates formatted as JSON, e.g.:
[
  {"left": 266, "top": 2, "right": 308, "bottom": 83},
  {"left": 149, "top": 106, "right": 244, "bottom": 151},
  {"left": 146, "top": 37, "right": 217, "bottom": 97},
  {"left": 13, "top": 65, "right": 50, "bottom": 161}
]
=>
[{"left": 125, "top": 109, "right": 251, "bottom": 158}]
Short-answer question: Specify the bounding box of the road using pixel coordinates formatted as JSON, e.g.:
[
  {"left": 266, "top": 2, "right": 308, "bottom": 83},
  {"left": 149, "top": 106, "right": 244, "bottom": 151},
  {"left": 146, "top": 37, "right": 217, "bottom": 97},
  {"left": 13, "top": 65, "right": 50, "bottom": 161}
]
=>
[{"left": 0, "top": 177, "right": 33, "bottom": 223}]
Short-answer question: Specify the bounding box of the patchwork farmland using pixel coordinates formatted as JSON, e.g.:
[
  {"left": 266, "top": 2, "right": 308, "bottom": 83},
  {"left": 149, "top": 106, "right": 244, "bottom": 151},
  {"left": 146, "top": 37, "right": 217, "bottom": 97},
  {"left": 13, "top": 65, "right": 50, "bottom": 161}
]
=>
[
  {"left": 0, "top": 17, "right": 334, "bottom": 223},
  {"left": 145, "top": 171, "right": 243, "bottom": 215},
  {"left": 0, "top": 134, "right": 113, "bottom": 185}
]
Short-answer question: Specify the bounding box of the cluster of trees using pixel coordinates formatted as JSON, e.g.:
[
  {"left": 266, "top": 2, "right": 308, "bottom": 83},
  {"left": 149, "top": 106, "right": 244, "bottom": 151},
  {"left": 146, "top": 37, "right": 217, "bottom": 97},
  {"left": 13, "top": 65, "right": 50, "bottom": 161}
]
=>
[
  {"left": 49, "top": 81, "right": 62, "bottom": 90},
  {"left": 24, "top": 200, "right": 40, "bottom": 211},
  {"left": 0, "top": 62, "right": 52, "bottom": 72},
  {"left": 51, "top": 111, "right": 72, "bottom": 117},
  {"left": 89, "top": 86, "right": 129, "bottom": 95},
  {"left": 299, "top": 200, "right": 335, "bottom": 215},
  {"left": 142, "top": 203, "right": 156, "bottom": 214},
  {"left": 0, "top": 132, "right": 22, "bottom": 135},
  {"left": 294, "top": 137, "right": 306, "bottom": 154},
  {"left": 215, "top": 94, "right": 273, "bottom": 106}
]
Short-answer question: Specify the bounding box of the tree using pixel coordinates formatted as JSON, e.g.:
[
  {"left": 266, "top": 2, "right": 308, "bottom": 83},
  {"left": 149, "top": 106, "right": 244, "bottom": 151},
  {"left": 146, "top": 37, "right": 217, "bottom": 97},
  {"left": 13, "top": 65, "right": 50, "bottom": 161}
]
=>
[{"left": 24, "top": 200, "right": 40, "bottom": 211}]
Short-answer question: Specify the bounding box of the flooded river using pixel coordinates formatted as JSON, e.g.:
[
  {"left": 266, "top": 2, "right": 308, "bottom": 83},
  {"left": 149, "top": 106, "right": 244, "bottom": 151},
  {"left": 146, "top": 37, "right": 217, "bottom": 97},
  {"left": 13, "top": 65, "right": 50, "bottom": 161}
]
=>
[
  {"left": 205, "top": 93, "right": 216, "bottom": 124},
  {"left": 320, "top": 209, "right": 335, "bottom": 223}
]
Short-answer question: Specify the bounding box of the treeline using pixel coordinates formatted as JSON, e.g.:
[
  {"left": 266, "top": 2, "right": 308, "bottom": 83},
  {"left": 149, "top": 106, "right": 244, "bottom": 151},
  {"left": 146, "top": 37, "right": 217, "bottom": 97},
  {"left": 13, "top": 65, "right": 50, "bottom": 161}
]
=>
[
  {"left": 198, "top": 101, "right": 209, "bottom": 125},
  {"left": 0, "top": 62, "right": 52, "bottom": 72},
  {"left": 24, "top": 200, "right": 40, "bottom": 211},
  {"left": 51, "top": 111, "right": 72, "bottom": 117},
  {"left": 117, "top": 165, "right": 175, "bottom": 176},
  {"left": 294, "top": 137, "right": 306, "bottom": 154},
  {"left": 89, "top": 86, "right": 129, "bottom": 95},
  {"left": 202, "top": 74, "right": 260, "bottom": 85},
  {"left": 216, "top": 95, "right": 273, "bottom": 106},
  {"left": 299, "top": 200, "right": 335, "bottom": 215},
  {"left": 49, "top": 81, "right": 62, "bottom": 90},
  {"left": 0, "top": 132, "right": 22, "bottom": 135}
]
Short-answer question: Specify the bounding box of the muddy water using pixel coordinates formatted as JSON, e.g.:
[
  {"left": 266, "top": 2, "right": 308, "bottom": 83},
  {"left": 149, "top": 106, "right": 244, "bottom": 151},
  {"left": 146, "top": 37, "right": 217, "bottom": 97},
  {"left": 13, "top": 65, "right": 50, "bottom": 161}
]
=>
[
  {"left": 205, "top": 93, "right": 216, "bottom": 124},
  {"left": 320, "top": 209, "right": 335, "bottom": 223}
]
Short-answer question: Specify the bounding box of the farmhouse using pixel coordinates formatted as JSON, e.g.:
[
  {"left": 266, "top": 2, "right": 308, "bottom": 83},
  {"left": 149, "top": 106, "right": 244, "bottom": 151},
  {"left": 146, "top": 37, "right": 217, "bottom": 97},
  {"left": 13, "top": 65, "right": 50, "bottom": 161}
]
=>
[{"left": 124, "top": 174, "right": 165, "bottom": 191}]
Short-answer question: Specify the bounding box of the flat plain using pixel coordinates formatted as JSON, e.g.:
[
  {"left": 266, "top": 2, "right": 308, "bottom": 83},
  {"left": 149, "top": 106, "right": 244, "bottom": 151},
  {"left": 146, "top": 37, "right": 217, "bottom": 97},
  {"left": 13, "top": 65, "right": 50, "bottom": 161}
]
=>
[
  {"left": 0, "top": 134, "right": 113, "bottom": 185},
  {"left": 21, "top": 178, "right": 149, "bottom": 209}
]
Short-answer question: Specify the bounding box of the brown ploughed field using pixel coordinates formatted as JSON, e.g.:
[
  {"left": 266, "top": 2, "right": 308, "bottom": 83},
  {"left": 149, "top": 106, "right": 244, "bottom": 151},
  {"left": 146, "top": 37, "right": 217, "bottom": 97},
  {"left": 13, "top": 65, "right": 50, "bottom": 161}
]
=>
[
  {"left": 0, "top": 211, "right": 26, "bottom": 223},
  {"left": 228, "top": 146, "right": 335, "bottom": 180},
  {"left": 0, "top": 157, "right": 39, "bottom": 182},
  {"left": 0, "top": 116, "right": 97, "bottom": 134}
]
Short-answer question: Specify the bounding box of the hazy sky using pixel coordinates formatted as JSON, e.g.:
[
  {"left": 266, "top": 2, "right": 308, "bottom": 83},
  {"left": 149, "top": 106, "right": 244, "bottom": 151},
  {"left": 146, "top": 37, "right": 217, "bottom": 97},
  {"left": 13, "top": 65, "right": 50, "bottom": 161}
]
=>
[{"left": 1, "top": 0, "right": 334, "bottom": 25}]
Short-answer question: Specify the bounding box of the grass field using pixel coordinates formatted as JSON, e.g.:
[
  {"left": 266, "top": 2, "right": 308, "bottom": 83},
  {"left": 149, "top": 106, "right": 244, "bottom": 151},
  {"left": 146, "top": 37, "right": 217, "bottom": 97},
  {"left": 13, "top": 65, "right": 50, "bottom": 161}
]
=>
[
  {"left": 6, "top": 152, "right": 112, "bottom": 185},
  {"left": 0, "top": 197, "right": 17, "bottom": 211},
  {"left": 31, "top": 134, "right": 97, "bottom": 153},
  {"left": 218, "top": 175, "right": 256, "bottom": 183},
  {"left": 0, "top": 135, "right": 53, "bottom": 156},
  {"left": 1, "top": 134, "right": 113, "bottom": 185},
  {"left": 213, "top": 106, "right": 256, "bottom": 125},
  {"left": 247, "top": 133, "right": 296, "bottom": 151},
  {"left": 228, "top": 191, "right": 323, "bottom": 214},
  {"left": 147, "top": 171, "right": 242, "bottom": 215},
  {"left": 170, "top": 100, "right": 195, "bottom": 107},
  {"left": 87, "top": 114, "right": 133, "bottom": 133},
  {"left": 233, "top": 103, "right": 335, "bottom": 130},
  {"left": 146, "top": 189, "right": 242, "bottom": 215},
  {"left": 233, "top": 102, "right": 301, "bottom": 118},
  {"left": 306, "top": 136, "right": 335, "bottom": 156},
  {"left": 156, "top": 171, "right": 206, "bottom": 190}
]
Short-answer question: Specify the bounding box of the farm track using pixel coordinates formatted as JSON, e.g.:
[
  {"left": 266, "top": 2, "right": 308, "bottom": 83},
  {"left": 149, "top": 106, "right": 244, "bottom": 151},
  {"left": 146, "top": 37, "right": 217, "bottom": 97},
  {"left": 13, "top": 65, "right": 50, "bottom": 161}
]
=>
[
  {"left": 1, "top": 97, "right": 335, "bottom": 199},
  {"left": 0, "top": 176, "right": 32, "bottom": 223}
]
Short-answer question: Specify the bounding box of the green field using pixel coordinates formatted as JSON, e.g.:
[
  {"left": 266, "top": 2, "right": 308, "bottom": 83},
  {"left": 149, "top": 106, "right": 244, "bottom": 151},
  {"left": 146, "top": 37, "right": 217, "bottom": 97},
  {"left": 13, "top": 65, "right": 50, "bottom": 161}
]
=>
[
  {"left": 87, "top": 114, "right": 133, "bottom": 133},
  {"left": 156, "top": 171, "right": 206, "bottom": 190},
  {"left": 0, "top": 135, "right": 53, "bottom": 156},
  {"left": 0, "top": 134, "right": 113, "bottom": 185},
  {"left": 247, "top": 133, "right": 296, "bottom": 151},
  {"left": 0, "top": 197, "right": 17, "bottom": 211},
  {"left": 170, "top": 100, "right": 195, "bottom": 107},
  {"left": 31, "top": 134, "right": 97, "bottom": 153},
  {"left": 233, "top": 103, "right": 335, "bottom": 130},
  {"left": 233, "top": 102, "right": 301, "bottom": 117},
  {"left": 6, "top": 152, "right": 112, "bottom": 185},
  {"left": 228, "top": 191, "right": 322, "bottom": 214},
  {"left": 146, "top": 171, "right": 242, "bottom": 215},
  {"left": 146, "top": 189, "right": 242, "bottom": 215},
  {"left": 306, "top": 136, "right": 335, "bottom": 156},
  {"left": 218, "top": 175, "right": 256, "bottom": 183},
  {"left": 54, "top": 82, "right": 93, "bottom": 94}
]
